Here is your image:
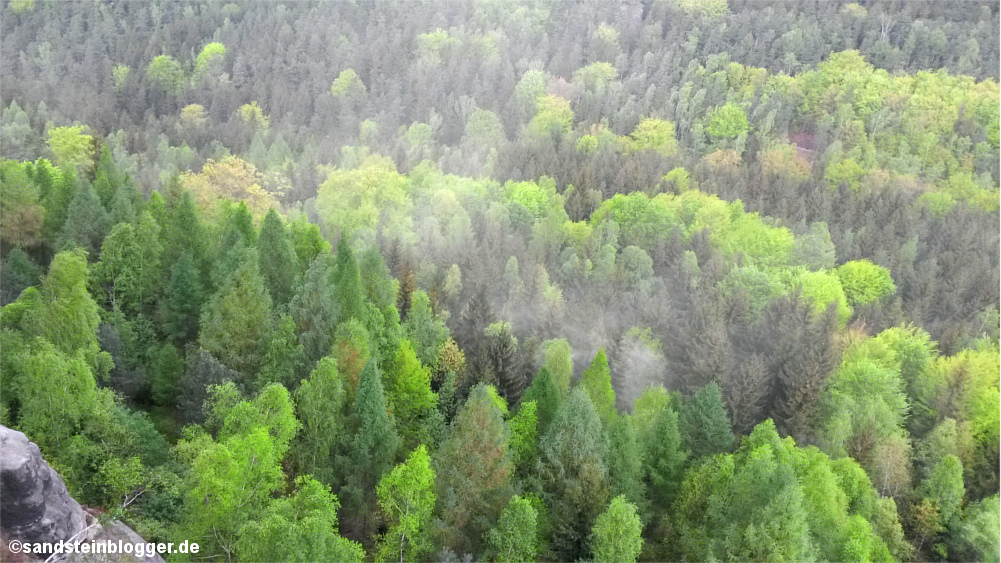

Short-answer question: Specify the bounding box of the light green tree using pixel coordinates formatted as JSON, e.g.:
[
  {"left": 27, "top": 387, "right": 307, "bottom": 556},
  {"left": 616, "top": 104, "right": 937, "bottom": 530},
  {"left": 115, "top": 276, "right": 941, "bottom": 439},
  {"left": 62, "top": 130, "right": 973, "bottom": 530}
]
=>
[
  {"left": 376, "top": 445, "right": 436, "bottom": 562},
  {"left": 485, "top": 495, "right": 538, "bottom": 563},
  {"left": 590, "top": 495, "right": 644, "bottom": 563}
]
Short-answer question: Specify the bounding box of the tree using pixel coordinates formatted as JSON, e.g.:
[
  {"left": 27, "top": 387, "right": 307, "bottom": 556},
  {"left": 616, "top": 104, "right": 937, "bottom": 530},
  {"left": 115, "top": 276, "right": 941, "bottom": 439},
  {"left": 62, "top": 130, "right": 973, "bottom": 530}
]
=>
[
  {"left": 376, "top": 445, "right": 436, "bottom": 563},
  {"left": 644, "top": 403, "right": 688, "bottom": 510},
  {"left": 917, "top": 454, "right": 965, "bottom": 525},
  {"left": 536, "top": 389, "right": 610, "bottom": 562},
  {"left": 0, "top": 160, "right": 43, "bottom": 248},
  {"left": 508, "top": 400, "right": 539, "bottom": 475},
  {"left": 628, "top": 118, "right": 678, "bottom": 157},
  {"left": 160, "top": 251, "right": 204, "bottom": 343},
  {"left": 23, "top": 250, "right": 103, "bottom": 360},
  {"left": 836, "top": 259, "right": 896, "bottom": 307},
  {"left": 180, "top": 156, "right": 279, "bottom": 223},
  {"left": 257, "top": 208, "right": 298, "bottom": 306},
  {"left": 333, "top": 237, "right": 366, "bottom": 323},
  {"left": 581, "top": 349, "right": 616, "bottom": 425},
  {"left": 607, "top": 415, "right": 647, "bottom": 517},
  {"left": 294, "top": 356, "right": 346, "bottom": 487},
  {"left": 590, "top": 496, "right": 644, "bottom": 563},
  {"left": 678, "top": 382, "right": 733, "bottom": 460},
  {"left": 316, "top": 155, "right": 411, "bottom": 239},
  {"left": 403, "top": 290, "right": 449, "bottom": 368},
  {"left": 193, "top": 42, "right": 226, "bottom": 79},
  {"left": 338, "top": 358, "right": 400, "bottom": 540},
  {"left": 57, "top": 183, "right": 109, "bottom": 257},
  {"left": 540, "top": 339, "right": 573, "bottom": 397},
  {"left": 258, "top": 313, "right": 306, "bottom": 390},
  {"left": 483, "top": 321, "right": 523, "bottom": 405},
  {"left": 289, "top": 254, "right": 338, "bottom": 365},
  {"left": 385, "top": 339, "right": 439, "bottom": 452},
  {"left": 1, "top": 248, "right": 42, "bottom": 305},
  {"left": 46, "top": 125, "right": 95, "bottom": 174},
  {"left": 705, "top": 103, "right": 749, "bottom": 140},
  {"left": 434, "top": 384, "right": 513, "bottom": 555},
  {"left": 485, "top": 495, "right": 538, "bottom": 563},
  {"left": 235, "top": 476, "right": 364, "bottom": 563},
  {"left": 176, "top": 384, "right": 299, "bottom": 561},
  {"left": 40, "top": 161, "right": 75, "bottom": 243},
  {"left": 199, "top": 250, "right": 272, "bottom": 378},
  {"left": 146, "top": 55, "right": 185, "bottom": 96},
  {"left": 521, "top": 367, "right": 561, "bottom": 435}
]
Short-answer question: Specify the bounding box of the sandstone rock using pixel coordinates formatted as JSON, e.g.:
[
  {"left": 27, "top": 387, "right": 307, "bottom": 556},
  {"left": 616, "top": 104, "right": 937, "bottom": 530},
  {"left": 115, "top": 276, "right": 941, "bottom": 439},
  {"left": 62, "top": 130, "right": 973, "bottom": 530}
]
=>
[{"left": 1, "top": 425, "right": 164, "bottom": 563}]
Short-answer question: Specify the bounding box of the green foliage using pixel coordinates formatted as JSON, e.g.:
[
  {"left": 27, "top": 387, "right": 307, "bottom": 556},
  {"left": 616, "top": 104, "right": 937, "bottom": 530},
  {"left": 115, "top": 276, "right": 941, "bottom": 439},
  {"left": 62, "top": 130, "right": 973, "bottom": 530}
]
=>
[
  {"left": 644, "top": 402, "right": 687, "bottom": 510},
  {"left": 57, "top": 183, "right": 110, "bottom": 257},
  {"left": 145, "top": 55, "right": 185, "bottom": 95},
  {"left": 160, "top": 251, "right": 204, "bottom": 343},
  {"left": 678, "top": 382, "right": 733, "bottom": 460},
  {"left": 522, "top": 367, "right": 561, "bottom": 435},
  {"left": 331, "top": 68, "right": 366, "bottom": 98},
  {"left": 317, "top": 155, "right": 411, "bottom": 239},
  {"left": 607, "top": 415, "right": 647, "bottom": 518},
  {"left": 236, "top": 476, "right": 363, "bottom": 563},
  {"left": 385, "top": 339, "right": 438, "bottom": 451},
  {"left": 0, "top": 159, "right": 44, "bottom": 248},
  {"left": 508, "top": 400, "right": 539, "bottom": 473},
  {"left": 917, "top": 454, "right": 965, "bottom": 524},
  {"left": 540, "top": 338, "right": 573, "bottom": 397},
  {"left": 338, "top": 359, "right": 400, "bottom": 536},
  {"left": 150, "top": 342, "right": 183, "bottom": 407},
  {"left": 199, "top": 249, "right": 272, "bottom": 378},
  {"left": 580, "top": 348, "right": 616, "bottom": 425},
  {"left": 537, "top": 388, "right": 610, "bottom": 562},
  {"left": 258, "top": 208, "right": 298, "bottom": 305},
  {"left": 293, "top": 356, "right": 345, "bottom": 487},
  {"left": 485, "top": 495, "right": 538, "bottom": 563},
  {"left": 258, "top": 313, "right": 306, "bottom": 390},
  {"left": 629, "top": 118, "right": 677, "bottom": 157},
  {"left": 434, "top": 384, "right": 512, "bottom": 555},
  {"left": 705, "top": 103, "right": 749, "bottom": 140},
  {"left": 193, "top": 42, "right": 226, "bottom": 79},
  {"left": 836, "top": 259, "right": 897, "bottom": 307},
  {"left": 376, "top": 445, "right": 436, "bottom": 562},
  {"left": 403, "top": 290, "right": 449, "bottom": 367},
  {"left": 46, "top": 125, "right": 94, "bottom": 173},
  {"left": 526, "top": 95, "right": 574, "bottom": 141},
  {"left": 590, "top": 495, "right": 644, "bottom": 563}
]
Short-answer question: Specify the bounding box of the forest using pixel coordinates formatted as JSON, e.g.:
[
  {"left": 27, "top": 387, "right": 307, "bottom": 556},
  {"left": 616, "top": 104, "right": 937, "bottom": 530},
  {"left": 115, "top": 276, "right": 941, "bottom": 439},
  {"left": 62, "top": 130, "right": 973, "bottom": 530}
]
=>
[{"left": 0, "top": 0, "right": 998, "bottom": 561}]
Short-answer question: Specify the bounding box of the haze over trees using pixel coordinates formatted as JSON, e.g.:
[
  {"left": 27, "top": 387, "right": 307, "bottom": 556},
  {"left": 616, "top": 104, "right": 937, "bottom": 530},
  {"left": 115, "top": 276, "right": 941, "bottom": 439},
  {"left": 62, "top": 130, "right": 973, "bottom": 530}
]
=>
[{"left": 1, "top": 1, "right": 998, "bottom": 561}]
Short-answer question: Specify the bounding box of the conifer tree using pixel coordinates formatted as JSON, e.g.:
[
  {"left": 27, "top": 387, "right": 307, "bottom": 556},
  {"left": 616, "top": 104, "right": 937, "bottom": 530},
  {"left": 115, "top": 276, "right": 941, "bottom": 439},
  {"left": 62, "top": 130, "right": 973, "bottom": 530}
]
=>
[
  {"left": 199, "top": 249, "right": 272, "bottom": 379},
  {"left": 434, "top": 384, "right": 513, "bottom": 556},
  {"left": 333, "top": 237, "right": 366, "bottom": 323},
  {"left": 608, "top": 415, "right": 647, "bottom": 517},
  {"left": 162, "top": 191, "right": 209, "bottom": 290},
  {"left": 160, "top": 251, "right": 204, "bottom": 343},
  {"left": 338, "top": 358, "right": 400, "bottom": 540},
  {"left": 522, "top": 367, "right": 561, "bottom": 435},
  {"left": 581, "top": 348, "right": 617, "bottom": 425},
  {"left": 644, "top": 404, "right": 688, "bottom": 510},
  {"left": 537, "top": 388, "right": 610, "bottom": 562},
  {"left": 289, "top": 254, "right": 339, "bottom": 365},
  {"left": 258, "top": 313, "right": 306, "bottom": 390},
  {"left": 257, "top": 208, "right": 298, "bottom": 306},
  {"left": 57, "top": 182, "right": 109, "bottom": 256},
  {"left": 484, "top": 321, "right": 523, "bottom": 404},
  {"left": 403, "top": 290, "right": 449, "bottom": 368},
  {"left": 678, "top": 382, "right": 733, "bottom": 460}
]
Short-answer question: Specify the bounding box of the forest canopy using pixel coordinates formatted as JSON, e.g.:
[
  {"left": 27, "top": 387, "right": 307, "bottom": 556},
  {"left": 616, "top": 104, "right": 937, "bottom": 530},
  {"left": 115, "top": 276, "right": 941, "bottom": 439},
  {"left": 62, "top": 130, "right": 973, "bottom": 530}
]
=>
[{"left": 1, "top": 1, "right": 998, "bottom": 562}]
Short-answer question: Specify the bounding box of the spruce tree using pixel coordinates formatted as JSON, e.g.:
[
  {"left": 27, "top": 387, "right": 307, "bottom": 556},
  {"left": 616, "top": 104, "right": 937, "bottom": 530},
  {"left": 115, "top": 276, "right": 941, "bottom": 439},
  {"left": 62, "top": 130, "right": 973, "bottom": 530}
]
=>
[
  {"left": 337, "top": 358, "right": 399, "bottom": 540},
  {"left": 57, "top": 182, "right": 109, "bottom": 257},
  {"left": 257, "top": 208, "right": 298, "bottom": 306},
  {"left": 678, "top": 382, "right": 733, "bottom": 460},
  {"left": 160, "top": 251, "right": 204, "bottom": 343},
  {"left": 333, "top": 237, "right": 366, "bottom": 323},
  {"left": 644, "top": 404, "right": 688, "bottom": 510},
  {"left": 289, "top": 254, "right": 339, "bottom": 365},
  {"left": 608, "top": 415, "right": 647, "bottom": 518},
  {"left": 537, "top": 388, "right": 610, "bottom": 562}
]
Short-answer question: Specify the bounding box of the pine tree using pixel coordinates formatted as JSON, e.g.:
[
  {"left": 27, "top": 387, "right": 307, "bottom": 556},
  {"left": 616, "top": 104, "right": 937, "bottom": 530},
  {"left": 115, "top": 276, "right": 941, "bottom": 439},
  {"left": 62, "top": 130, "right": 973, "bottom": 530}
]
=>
[
  {"left": 257, "top": 208, "right": 298, "bottom": 306},
  {"left": 678, "top": 382, "right": 733, "bottom": 460},
  {"left": 581, "top": 348, "right": 617, "bottom": 425},
  {"left": 337, "top": 358, "right": 400, "bottom": 540},
  {"left": 160, "top": 251, "right": 204, "bottom": 344}
]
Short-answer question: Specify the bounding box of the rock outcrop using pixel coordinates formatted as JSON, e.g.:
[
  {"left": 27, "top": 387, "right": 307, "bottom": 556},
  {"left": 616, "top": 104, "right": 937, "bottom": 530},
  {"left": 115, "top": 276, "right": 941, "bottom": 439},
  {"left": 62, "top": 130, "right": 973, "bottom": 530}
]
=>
[{"left": 0, "top": 425, "right": 164, "bottom": 562}]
